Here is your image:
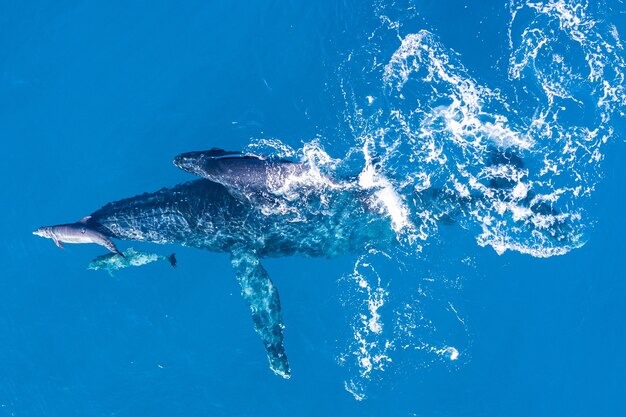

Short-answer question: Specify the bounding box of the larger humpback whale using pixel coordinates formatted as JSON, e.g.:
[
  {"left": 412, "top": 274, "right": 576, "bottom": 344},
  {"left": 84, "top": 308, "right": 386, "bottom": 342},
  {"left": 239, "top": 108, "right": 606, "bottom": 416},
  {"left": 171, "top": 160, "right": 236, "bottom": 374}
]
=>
[
  {"left": 34, "top": 149, "right": 395, "bottom": 378},
  {"left": 34, "top": 148, "right": 573, "bottom": 378}
]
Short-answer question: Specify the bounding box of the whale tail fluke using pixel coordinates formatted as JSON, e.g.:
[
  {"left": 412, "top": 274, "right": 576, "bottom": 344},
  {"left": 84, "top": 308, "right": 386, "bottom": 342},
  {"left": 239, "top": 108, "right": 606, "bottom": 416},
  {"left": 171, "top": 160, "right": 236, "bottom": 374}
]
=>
[{"left": 167, "top": 253, "right": 177, "bottom": 268}]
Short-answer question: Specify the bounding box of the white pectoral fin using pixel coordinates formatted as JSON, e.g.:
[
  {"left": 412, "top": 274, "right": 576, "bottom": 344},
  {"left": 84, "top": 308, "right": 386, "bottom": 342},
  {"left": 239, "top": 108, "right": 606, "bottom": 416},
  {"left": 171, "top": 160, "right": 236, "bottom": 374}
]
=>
[
  {"left": 53, "top": 238, "right": 64, "bottom": 249},
  {"left": 230, "top": 248, "right": 290, "bottom": 379}
]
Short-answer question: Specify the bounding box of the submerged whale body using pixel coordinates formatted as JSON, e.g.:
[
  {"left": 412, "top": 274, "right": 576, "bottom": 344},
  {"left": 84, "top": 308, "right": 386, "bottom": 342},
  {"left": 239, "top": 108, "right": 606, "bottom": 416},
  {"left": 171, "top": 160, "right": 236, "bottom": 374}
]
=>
[
  {"left": 81, "top": 155, "right": 395, "bottom": 378},
  {"left": 88, "top": 248, "right": 177, "bottom": 276}
]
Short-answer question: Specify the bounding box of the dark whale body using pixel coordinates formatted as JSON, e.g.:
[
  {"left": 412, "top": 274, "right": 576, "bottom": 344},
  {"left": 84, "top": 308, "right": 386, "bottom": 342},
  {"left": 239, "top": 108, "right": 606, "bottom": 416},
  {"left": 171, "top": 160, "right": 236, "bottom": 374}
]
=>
[
  {"left": 84, "top": 177, "right": 394, "bottom": 378},
  {"left": 87, "top": 179, "right": 392, "bottom": 259}
]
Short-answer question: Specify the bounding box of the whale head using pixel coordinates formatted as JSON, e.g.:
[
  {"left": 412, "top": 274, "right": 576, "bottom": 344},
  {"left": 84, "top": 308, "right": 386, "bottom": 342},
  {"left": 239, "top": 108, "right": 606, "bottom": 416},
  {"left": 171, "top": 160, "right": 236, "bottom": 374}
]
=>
[
  {"left": 33, "top": 226, "right": 53, "bottom": 238},
  {"left": 173, "top": 151, "right": 206, "bottom": 175},
  {"left": 173, "top": 148, "right": 248, "bottom": 177}
]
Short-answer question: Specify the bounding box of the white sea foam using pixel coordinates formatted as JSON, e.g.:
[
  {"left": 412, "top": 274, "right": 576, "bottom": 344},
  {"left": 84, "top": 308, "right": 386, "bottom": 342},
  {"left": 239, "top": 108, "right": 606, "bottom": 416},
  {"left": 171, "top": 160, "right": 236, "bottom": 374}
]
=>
[
  {"left": 359, "top": 28, "right": 587, "bottom": 258},
  {"left": 508, "top": 0, "right": 626, "bottom": 170},
  {"left": 338, "top": 250, "right": 396, "bottom": 400},
  {"left": 358, "top": 147, "right": 413, "bottom": 234}
]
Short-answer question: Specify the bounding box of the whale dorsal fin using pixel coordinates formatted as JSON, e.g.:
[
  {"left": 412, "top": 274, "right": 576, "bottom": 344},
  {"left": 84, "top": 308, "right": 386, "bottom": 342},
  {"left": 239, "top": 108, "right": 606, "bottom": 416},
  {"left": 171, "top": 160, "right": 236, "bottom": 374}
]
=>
[{"left": 230, "top": 247, "right": 290, "bottom": 379}]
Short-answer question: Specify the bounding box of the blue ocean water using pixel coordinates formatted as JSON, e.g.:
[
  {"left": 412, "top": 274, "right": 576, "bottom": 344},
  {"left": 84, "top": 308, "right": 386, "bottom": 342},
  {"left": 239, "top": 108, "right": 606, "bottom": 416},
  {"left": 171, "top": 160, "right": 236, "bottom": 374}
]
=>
[{"left": 1, "top": 0, "right": 626, "bottom": 416}]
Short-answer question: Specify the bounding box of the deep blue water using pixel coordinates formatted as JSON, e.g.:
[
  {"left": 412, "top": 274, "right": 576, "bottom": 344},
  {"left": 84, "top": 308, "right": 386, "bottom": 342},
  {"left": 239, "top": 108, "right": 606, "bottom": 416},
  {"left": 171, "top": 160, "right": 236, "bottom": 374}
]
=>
[{"left": 2, "top": 1, "right": 626, "bottom": 416}]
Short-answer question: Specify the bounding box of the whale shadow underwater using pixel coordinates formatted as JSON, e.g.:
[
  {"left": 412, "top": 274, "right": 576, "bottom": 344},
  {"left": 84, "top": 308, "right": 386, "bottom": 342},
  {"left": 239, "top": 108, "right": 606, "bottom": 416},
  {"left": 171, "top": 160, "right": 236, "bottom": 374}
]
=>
[{"left": 33, "top": 148, "right": 575, "bottom": 378}]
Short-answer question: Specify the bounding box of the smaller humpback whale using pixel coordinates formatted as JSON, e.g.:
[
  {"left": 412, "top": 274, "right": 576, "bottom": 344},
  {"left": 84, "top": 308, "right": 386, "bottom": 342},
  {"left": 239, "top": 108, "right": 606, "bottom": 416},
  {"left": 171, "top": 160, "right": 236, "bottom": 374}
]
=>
[
  {"left": 33, "top": 216, "right": 124, "bottom": 256},
  {"left": 88, "top": 248, "right": 176, "bottom": 276},
  {"left": 173, "top": 148, "right": 307, "bottom": 193}
]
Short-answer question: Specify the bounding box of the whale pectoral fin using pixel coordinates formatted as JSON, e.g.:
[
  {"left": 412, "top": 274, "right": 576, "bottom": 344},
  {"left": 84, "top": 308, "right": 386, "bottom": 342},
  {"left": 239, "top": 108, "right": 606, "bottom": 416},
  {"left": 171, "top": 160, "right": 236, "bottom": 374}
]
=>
[
  {"left": 230, "top": 249, "right": 291, "bottom": 379},
  {"left": 53, "top": 238, "right": 63, "bottom": 249}
]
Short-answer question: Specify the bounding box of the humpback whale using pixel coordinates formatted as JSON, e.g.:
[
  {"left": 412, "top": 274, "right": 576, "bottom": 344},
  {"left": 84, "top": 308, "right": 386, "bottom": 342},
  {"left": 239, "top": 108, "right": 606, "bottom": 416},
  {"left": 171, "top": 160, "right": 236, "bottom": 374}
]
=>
[
  {"left": 33, "top": 148, "right": 574, "bottom": 377},
  {"left": 34, "top": 150, "right": 395, "bottom": 378},
  {"left": 173, "top": 148, "right": 309, "bottom": 195}
]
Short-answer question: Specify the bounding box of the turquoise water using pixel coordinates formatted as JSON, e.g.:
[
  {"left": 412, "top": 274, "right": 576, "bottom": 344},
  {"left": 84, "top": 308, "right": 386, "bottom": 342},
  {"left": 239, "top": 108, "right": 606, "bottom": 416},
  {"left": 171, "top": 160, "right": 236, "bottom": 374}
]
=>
[{"left": 2, "top": 1, "right": 626, "bottom": 415}]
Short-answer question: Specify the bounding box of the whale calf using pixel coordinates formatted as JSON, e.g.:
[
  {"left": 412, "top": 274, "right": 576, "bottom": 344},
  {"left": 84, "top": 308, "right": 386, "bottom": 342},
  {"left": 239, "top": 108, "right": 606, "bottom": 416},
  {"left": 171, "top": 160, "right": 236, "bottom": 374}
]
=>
[
  {"left": 33, "top": 217, "right": 123, "bottom": 256},
  {"left": 173, "top": 148, "right": 308, "bottom": 194}
]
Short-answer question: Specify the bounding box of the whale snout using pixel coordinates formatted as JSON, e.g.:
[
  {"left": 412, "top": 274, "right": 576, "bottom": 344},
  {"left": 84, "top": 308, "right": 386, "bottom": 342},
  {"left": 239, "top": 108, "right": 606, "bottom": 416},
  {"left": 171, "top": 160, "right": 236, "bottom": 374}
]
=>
[
  {"left": 33, "top": 227, "right": 47, "bottom": 237},
  {"left": 173, "top": 152, "right": 200, "bottom": 172}
]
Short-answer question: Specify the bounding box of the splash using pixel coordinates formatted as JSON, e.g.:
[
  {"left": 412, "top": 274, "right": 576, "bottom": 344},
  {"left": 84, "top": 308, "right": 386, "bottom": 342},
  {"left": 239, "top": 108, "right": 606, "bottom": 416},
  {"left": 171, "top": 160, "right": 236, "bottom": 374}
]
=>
[
  {"left": 238, "top": 139, "right": 351, "bottom": 221},
  {"left": 358, "top": 134, "right": 414, "bottom": 235},
  {"left": 338, "top": 249, "right": 468, "bottom": 400},
  {"left": 355, "top": 27, "right": 591, "bottom": 258},
  {"left": 338, "top": 250, "right": 394, "bottom": 401}
]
